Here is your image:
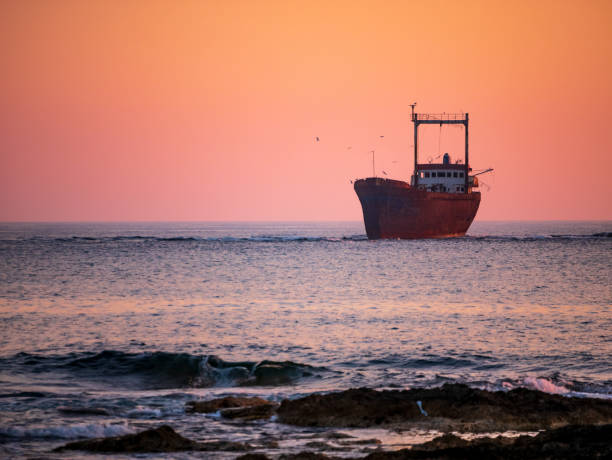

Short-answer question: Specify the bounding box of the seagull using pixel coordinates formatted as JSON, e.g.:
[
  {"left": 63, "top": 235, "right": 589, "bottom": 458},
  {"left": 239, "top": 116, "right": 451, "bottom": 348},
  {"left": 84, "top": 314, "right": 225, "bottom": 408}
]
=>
[{"left": 316, "top": 137, "right": 320, "bottom": 142}]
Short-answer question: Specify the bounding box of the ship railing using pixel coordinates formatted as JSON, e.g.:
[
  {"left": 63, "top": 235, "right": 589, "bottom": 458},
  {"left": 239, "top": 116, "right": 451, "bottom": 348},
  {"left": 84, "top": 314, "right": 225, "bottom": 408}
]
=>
[{"left": 413, "top": 113, "right": 467, "bottom": 121}]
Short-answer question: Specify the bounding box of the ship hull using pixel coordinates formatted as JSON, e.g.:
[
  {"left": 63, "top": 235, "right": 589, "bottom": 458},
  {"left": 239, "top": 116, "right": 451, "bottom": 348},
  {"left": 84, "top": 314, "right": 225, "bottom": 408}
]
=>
[{"left": 354, "top": 178, "right": 481, "bottom": 239}]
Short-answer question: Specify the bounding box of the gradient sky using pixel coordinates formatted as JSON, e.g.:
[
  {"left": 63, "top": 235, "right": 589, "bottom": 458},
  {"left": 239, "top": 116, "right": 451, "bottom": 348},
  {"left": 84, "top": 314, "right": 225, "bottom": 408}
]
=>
[{"left": 1, "top": 0, "right": 611, "bottom": 221}]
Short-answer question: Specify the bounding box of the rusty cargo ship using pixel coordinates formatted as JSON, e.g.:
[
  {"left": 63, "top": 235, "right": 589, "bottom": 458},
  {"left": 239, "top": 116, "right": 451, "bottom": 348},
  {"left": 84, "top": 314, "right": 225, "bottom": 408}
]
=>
[{"left": 354, "top": 106, "right": 489, "bottom": 239}]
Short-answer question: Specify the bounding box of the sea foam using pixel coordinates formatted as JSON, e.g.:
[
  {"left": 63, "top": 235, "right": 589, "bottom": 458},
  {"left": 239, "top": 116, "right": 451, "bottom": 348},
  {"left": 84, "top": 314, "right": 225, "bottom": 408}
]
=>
[{"left": 0, "top": 422, "right": 133, "bottom": 439}]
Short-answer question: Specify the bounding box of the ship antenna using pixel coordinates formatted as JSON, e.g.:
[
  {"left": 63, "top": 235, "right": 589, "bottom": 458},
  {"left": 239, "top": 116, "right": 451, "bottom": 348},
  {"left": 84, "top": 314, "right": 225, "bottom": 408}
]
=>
[
  {"left": 410, "top": 102, "right": 417, "bottom": 120},
  {"left": 370, "top": 150, "right": 376, "bottom": 177}
]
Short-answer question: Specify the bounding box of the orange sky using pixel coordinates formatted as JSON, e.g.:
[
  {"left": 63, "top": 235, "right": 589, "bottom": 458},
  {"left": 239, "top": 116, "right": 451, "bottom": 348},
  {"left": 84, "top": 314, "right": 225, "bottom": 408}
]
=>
[{"left": 1, "top": 0, "right": 611, "bottom": 221}]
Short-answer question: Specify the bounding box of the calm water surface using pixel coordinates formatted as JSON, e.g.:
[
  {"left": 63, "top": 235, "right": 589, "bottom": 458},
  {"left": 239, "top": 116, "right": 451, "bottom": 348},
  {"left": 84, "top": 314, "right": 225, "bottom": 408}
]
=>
[{"left": 0, "top": 221, "right": 610, "bottom": 458}]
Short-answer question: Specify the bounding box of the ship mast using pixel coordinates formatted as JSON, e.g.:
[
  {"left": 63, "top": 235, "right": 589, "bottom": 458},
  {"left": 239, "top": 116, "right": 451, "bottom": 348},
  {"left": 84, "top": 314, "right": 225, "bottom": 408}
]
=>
[
  {"left": 411, "top": 106, "right": 470, "bottom": 191},
  {"left": 410, "top": 103, "right": 418, "bottom": 187}
]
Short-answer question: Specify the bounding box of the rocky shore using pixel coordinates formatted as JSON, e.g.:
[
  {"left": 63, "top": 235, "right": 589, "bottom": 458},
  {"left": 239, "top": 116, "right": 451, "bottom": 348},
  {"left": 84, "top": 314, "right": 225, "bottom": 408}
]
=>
[
  {"left": 239, "top": 424, "right": 612, "bottom": 459},
  {"left": 54, "top": 384, "right": 612, "bottom": 458},
  {"left": 55, "top": 425, "right": 252, "bottom": 453},
  {"left": 276, "top": 383, "right": 612, "bottom": 431}
]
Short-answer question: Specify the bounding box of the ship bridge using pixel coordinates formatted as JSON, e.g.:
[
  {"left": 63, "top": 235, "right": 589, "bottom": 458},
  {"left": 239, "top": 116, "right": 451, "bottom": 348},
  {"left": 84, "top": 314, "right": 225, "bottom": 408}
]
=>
[{"left": 413, "top": 153, "right": 472, "bottom": 193}]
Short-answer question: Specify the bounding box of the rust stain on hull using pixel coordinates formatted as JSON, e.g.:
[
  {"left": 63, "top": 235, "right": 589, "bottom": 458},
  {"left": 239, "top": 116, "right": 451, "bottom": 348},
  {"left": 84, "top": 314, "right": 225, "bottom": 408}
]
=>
[{"left": 354, "top": 178, "right": 481, "bottom": 239}]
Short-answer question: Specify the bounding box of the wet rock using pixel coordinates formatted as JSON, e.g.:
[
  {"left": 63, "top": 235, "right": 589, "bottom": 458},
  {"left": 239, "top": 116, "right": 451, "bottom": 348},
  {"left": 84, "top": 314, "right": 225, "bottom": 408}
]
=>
[
  {"left": 54, "top": 425, "right": 251, "bottom": 453},
  {"left": 361, "top": 446, "right": 385, "bottom": 454},
  {"left": 411, "top": 433, "right": 474, "bottom": 450},
  {"left": 319, "top": 431, "right": 354, "bottom": 439},
  {"left": 277, "top": 383, "right": 612, "bottom": 431},
  {"left": 221, "top": 402, "right": 278, "bottom": 420},
  {"left": 199, "top": 439, "right": 252, "bottom": 451},
  {"left": 303, "top": 441, "right": 350, "bottom": 451},
  {"left": 57, "top": 406, "right": 110, "bottom": 416},
  {"left": 364, "top": 423, "right": 612, "bottom": 459},
  {"left": 279, "top": 453, "right": 340, "bottom": 460},
  {"left": 241, "top": 424, "right": 612, "bottom": 459},
  {"left": 260, "top": 438, "right": 280, "bottom": 448},
  {"left": 236, "top": 454, "right": 271, "bottom": 460},
  {"left": 186, "top": 396, "right": 272, "bottom": 413},
  {"left": 54, "top": 425, "right": 199, "bottom": 453},
  {"left": 302, "top": 431, "right": 354, "bottom": 439}
]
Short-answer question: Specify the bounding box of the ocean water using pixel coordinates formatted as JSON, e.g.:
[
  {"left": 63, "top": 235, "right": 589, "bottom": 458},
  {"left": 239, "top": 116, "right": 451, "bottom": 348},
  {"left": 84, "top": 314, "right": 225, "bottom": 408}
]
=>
[{"left": 0, "top": 221, "right": 611, "bottom": 458}]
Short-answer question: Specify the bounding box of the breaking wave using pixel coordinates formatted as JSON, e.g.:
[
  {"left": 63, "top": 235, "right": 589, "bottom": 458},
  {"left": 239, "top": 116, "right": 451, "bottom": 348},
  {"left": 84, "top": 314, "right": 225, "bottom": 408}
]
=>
[
  {"left": 522, "top": 377, "right": 571, "bottom": 395},
  {"left": 495, "top": 376, "right": 612, "bottom": 399},
  {"left": 0, "top": 422, "right": 133, "bottom": 440},
  {"left": 2, "top": 351, "right": 325, "bottom": 389}
]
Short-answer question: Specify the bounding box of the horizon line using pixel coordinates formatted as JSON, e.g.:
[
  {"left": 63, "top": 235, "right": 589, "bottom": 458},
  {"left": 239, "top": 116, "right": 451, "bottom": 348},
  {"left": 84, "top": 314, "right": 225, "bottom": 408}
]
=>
[{"left": 1, "top": 219, "right": 611, "bottom": 224}]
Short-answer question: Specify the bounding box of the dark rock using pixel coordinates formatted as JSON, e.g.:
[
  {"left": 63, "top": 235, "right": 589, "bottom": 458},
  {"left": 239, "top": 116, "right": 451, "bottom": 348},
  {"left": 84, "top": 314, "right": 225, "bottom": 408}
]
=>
[
  {"left": 303, "top": 431, "right": 354, "bottom": 439},
  {"left": 57, "top": 406, "right": 110, "bottom": 416},
  {"left": 260, "top": 439, "right": 280, "bottom": 448},
  {"left": 303, "top": 441, "right": 350, "bottom": 451},
  {"left": 305, "top": 441, "right": 335, "bottom": 449},
  {"left": 410, "top": 433, "right": 474, "bottom": 450},
  {"left": 236, "top": 455, "right": 272, "bottom": 460},
  {"left": 277, "top": 383, "right": 612, "bottom": 431},
  {"left": 54, "top": 425, "right": 251, "bottom": 453},
  {"left": 361, "top": 446, "right": 385, "bottom": 454},
  {"left": 279, "top": 453, "right": 340, "bottom": 460},
  {"left": 221, "top": 402, "right": 278, "bottom": 420},
  {"left": 363, "top": 423, "right": 612, "bottom": 459},
  {"left": 186, "top": 396, "right": 272, "bottom": 413},
  {"left": 199, "top": 440, "right": 251, "bottom": 451},
  {"left": 260, "top": 424, "right": 612, "bottom": 459},
  {"left": 320, "top": 431, "right": 354, "bottom": 439},
  {"left": 54, "top": 425, "right": 199, "bottom": 453}
]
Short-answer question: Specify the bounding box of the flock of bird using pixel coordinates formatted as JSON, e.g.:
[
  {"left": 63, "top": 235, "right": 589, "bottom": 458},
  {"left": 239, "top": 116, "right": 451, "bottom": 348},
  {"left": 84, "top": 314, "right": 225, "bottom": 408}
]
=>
[
  {"left": 313, "top": 133, "right": 493, "bottom": 189},
  {"left": 315, "top": 134, "right": 391, "bottom": 181}
]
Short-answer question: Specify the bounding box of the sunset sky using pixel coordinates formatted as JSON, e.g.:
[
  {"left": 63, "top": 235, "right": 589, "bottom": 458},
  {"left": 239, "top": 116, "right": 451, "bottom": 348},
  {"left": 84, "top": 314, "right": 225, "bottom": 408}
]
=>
[{"left": 1, "top": 0, "right": 611, "bottom": 221}]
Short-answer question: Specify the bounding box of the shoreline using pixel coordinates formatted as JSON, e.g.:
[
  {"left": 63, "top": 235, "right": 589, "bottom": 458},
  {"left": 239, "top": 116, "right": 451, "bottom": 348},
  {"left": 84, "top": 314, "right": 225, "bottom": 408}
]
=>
[{"left": 52, "top": 383, "right": 612, "bottom": 458}]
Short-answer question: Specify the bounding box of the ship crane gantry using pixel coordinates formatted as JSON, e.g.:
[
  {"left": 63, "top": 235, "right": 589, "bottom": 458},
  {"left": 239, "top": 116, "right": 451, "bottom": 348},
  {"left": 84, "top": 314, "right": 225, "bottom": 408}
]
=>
[{"left": 410, "top": 103, "right": 470, "bottom": 191}]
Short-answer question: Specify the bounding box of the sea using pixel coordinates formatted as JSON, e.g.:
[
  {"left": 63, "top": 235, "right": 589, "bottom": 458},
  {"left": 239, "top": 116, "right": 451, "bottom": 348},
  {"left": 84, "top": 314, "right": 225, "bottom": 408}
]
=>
[{"left": 0, "top": 221, "right": 611, "bottom": 458}]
